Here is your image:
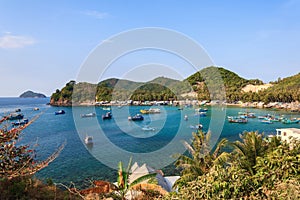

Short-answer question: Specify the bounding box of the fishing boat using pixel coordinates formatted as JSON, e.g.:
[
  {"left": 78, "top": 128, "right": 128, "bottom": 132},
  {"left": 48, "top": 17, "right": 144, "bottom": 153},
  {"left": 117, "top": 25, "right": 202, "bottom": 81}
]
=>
[
  {"left": 195, "top": 112, "right": 207, "bottom": 117},
  {"left": 7, "top": 113, "right": 24, "bottom": 120},
  {"left": 102, "top": 107, "right": 111, "bottom": 111},
  {"left": 140, "top": 108, "right": 161, "bottom": 114},
  {"left": 195, "top": 108, "right": 208, "bottom": 112},
  {"left": 141, "top": 126, "right": 155, "bottom": 131},
  {"left": 12, "top": 119, "right": 29, "bottom": 126},
  {"left": 128, "top": 114, "right": 144, "bottom": 121},
  {"left": 81, "top": 112, "right": 96, "bottom": 118},
  {"left": 85, "top": 136, "right": 93, "bottom": 145},
  {"left": 228, "top": 116, "right": 248, "bottom": 123},
  {"left": 102, "top": 112, "right": 112, "bottom": 120},
  {"left": 189, "top": 124, "right": 203, "bottom": 130},
  {"left": 282, "top": 118, "right": 300, "bottom": 124},
  {"left": 55, "top": 110, "right": 65, "bottom": 115},
  {"left": 184, "top": 115, "right": 188, "bottom": 121},
  {"left": 260, "top": 119, "right": 273, "bottom": 124}
]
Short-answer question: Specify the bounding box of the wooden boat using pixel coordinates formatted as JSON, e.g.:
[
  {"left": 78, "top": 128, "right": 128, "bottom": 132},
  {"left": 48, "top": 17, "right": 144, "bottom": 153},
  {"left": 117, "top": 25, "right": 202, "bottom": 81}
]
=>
[
  {"left": 7, "top": 113, "right": 24, "bottom": 120},
  {"left": 128, "top": 114, "right": 144, "bottom": 121},
  {"left": 102, "top": 112, "right": 112, "bottom": 120},
  {"left": 260, "top": 119, "right": 273, "bottom": 124},
  {"left": 228, "top": 116, "right": 248, "bottom": 123},
  {"left": 55, "top": 110, "right": 65, "bottom": 115},
  {"left": 12, "top": 119, "right": 29, "bottom": 126},
  {"left": 81, "top": 112, "right": 96, "bottom": 118},
  {"left": 140, "top": 108, "right": 161, "bottom": 114},
  {"left": 282, "top": 118, "right": 300, "bottom": 124}
]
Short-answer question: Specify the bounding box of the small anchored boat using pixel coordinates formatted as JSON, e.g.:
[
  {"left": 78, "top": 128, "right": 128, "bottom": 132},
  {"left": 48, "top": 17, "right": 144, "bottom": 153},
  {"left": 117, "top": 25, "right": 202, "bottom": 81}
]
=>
[
  {"left": 85, "top": 135, "right": 93, "bottom": 145},
  {"left": 102, "top": 112, "right": 112, "bottom": 120},
  {"left": 189, "top": 124, "right": 203, "bottom": 130},
  {"left": 142, "top": 126, "right": 155, "bottom": 131},
  {"left": 12, "top": 119, "right": 29, "bottom": 126},
  {"left": 55, "top": 110, "right": 65, "bottom": 115},
  {"left": 128, "top": 114, "right": 144, "bottom": 121},
  {"left": 7, "top": 113, "right": 24, "bottom": 120},
  {"left": 81, "top": 112, "right": 96, "bottom": 118}
]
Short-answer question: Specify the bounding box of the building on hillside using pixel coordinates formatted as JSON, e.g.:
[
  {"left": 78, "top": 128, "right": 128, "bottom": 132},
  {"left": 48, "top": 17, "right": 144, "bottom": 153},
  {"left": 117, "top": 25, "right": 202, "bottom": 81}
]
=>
[{"left": 276, "top": 128, "right": 300, "bottom": 143}]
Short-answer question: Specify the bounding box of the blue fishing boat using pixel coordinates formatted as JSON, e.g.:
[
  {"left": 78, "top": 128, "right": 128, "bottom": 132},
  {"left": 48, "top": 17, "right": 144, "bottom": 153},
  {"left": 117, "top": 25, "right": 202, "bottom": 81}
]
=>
[
  {"left": 7, "top": 113, "right": 24, "bottom": 120},
  {"left": 12, "top": 119, "right": 29, "bottom": 126},
  {"left": 55, "top": 110, "right": 65, "bottom": 115},
  {"left": 128, "top": 114, "right": 144, "bottom": 121}
]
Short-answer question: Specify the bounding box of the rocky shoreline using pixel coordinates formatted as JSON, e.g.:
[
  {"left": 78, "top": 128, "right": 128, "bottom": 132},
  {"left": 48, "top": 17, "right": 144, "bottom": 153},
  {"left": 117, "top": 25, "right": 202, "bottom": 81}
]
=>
[{"left": 49, "top": 99, "right": 300, "bottom": 112}]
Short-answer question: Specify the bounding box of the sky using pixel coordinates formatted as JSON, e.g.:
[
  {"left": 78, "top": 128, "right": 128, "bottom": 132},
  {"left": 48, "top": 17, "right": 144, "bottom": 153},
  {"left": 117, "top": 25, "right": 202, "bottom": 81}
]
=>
[{"left": 0, "top": 0, "right": 300, "bottom": 97}]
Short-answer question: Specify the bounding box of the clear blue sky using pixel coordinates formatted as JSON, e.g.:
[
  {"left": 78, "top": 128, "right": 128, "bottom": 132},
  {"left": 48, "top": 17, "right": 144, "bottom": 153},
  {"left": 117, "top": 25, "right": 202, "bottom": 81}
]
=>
[{"left": 0, "top": 0, "right": 300, "bottom": 97}]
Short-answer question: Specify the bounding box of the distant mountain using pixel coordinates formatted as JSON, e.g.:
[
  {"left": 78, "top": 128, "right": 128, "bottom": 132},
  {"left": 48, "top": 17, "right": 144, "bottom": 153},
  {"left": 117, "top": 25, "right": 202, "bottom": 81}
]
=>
[
  {"left": 19, "top": 90, "right": 46, "bottom": 98},
  {"left": 50, "top": 66, "right": 300, "bottom": 106}
]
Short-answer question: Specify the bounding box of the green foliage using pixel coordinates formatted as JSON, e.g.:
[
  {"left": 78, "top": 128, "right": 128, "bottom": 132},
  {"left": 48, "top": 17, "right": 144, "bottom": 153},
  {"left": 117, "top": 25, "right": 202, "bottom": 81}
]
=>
[{"left": 167, "top": 131, "right": 300, "bottom": 200}]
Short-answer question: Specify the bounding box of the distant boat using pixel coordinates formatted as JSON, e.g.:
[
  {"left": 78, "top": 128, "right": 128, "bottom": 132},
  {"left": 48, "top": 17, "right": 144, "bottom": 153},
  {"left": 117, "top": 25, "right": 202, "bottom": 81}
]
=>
[
  {"left": 128, "top": 114, "right": 144, "bottom": 121},
  {"left": 85, "top": 136, "right": 93, "bottom": 145},
  {"left": 102, "top": 112, "right": 112, "bottom": 120},
  {"left": 282, "top": 118, "right": 299, "bottom": 124},
  {"left": 141, "top": 126, "right": 155, "bottom": 131},
  {"left": 184, "top": 115, "right": 188, "bottom": 121},
  {"left": 33, "top": 107, "right": 39, "bottom": 111},
  {"left": 102, "top": 107, "right": 111, "bottom": 111},
  {"left": 260, "top": 119, "right": 273, "bottom": 124},
  {"left": 81, "top": 112, "right": 96, "bottom": 118},
  {"left": 189, "top": 124, "right": 203, "bottom": 130},
  {"left": 195, "top": 108, "right": 208, "bottom": 112},
  {"left": 7, "top": 113, "right": 24, "bottom": 120},
  {"left": 195, "top": 112, "right": 207, "bottom": 117},
  {"left": 140, "top": 108, "right": 161, "bottom": 114},
  {"left": 12, "top": 119, "right": 29, "bottom": 126},
  {"left": 15, "top": 108, "right": 21, "bottom": 112},
  {"left": 55, "top": 110, "right": 65, "bottom": 115},
  {"left": 228, "top": 116, "right": 247, "bottom": 123}
]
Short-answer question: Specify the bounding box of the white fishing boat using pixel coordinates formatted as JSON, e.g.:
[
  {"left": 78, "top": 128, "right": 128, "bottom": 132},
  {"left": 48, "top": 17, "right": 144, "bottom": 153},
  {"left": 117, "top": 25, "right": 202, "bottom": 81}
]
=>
[{"left": 85, "top": 136, "right": 93, "bottom": 145}]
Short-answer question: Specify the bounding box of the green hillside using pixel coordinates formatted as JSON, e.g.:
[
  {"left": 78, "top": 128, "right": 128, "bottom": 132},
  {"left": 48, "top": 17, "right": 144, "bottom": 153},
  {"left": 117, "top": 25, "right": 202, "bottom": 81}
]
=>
[
  {"left": 50, "top": 66, "right": 300, "bottom": 105},
  {"left": 258, "top": 73, "right": 300, "bottom": 103}
]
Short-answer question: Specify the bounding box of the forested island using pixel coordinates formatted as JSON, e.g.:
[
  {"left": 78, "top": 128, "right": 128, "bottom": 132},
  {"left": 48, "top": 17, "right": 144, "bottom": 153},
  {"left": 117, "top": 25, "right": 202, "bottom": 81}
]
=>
[
  {"left": 50, "top": 66, "right": 300, "bottom": 106},
  {"left": 19, "top": 90, "right": 47, "bottom": 98}
]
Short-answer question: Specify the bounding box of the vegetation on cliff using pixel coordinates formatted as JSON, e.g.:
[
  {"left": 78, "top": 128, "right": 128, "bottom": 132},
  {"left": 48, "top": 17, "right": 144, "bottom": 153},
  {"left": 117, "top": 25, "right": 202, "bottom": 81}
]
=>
[{"left": 50, "top": 66, "right": 300, "bottom": 105}]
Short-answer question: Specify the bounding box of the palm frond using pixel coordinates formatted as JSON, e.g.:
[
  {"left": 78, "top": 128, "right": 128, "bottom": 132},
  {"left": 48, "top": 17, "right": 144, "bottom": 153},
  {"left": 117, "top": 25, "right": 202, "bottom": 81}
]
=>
[{"left": 129, "top": 173, "right": 157, "bottom": 188}]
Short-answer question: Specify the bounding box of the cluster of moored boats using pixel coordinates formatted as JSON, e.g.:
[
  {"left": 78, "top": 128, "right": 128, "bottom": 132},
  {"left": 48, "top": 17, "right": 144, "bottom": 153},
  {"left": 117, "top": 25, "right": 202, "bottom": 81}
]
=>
[
  {"left": 228, "top": 111, "right": 300, "bottom": 124},
  {"left": 0, "top": 108, "right": 38, "bottom": 127}
]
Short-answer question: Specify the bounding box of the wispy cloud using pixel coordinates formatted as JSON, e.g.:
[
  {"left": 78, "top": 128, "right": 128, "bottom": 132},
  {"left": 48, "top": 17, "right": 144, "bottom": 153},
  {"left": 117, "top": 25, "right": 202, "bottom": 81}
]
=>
[
  {"left": 0, "top": 34, "right": 36, "bottom": 49},
  {"left": 82, "top": 10, "right": 109, "bottom": 19}
]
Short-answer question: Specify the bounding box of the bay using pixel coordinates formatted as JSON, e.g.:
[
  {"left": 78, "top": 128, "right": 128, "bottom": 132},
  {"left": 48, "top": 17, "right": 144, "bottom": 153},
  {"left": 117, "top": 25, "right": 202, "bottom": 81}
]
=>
[{"left": 1, "top": 98, "right": 299, "bottom": 188}]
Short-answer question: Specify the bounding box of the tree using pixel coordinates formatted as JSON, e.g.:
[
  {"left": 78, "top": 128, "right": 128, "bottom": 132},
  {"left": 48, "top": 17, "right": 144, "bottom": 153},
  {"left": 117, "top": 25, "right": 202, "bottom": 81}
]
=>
[
  {"left": 0, "top": 115, "right": 65, "bottom": 179},
  {"left": 231, "top": 131, "right": 268, "bottom": 175},
  {"left": 174, "top": 131, "right": 228, "bottom": 187}
]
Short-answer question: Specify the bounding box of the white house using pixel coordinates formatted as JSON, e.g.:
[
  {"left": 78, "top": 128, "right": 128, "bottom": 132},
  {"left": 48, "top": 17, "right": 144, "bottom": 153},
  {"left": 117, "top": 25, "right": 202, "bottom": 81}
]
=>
[{"left": 276, "top": 128, "right": 300, "bottom": 143}]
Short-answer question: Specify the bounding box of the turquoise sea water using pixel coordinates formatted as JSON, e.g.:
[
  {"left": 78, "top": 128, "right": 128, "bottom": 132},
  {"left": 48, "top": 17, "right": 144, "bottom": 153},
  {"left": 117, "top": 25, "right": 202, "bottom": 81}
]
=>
[{"left": 1, "top": 98, "right": 300, "bottom": 187}]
